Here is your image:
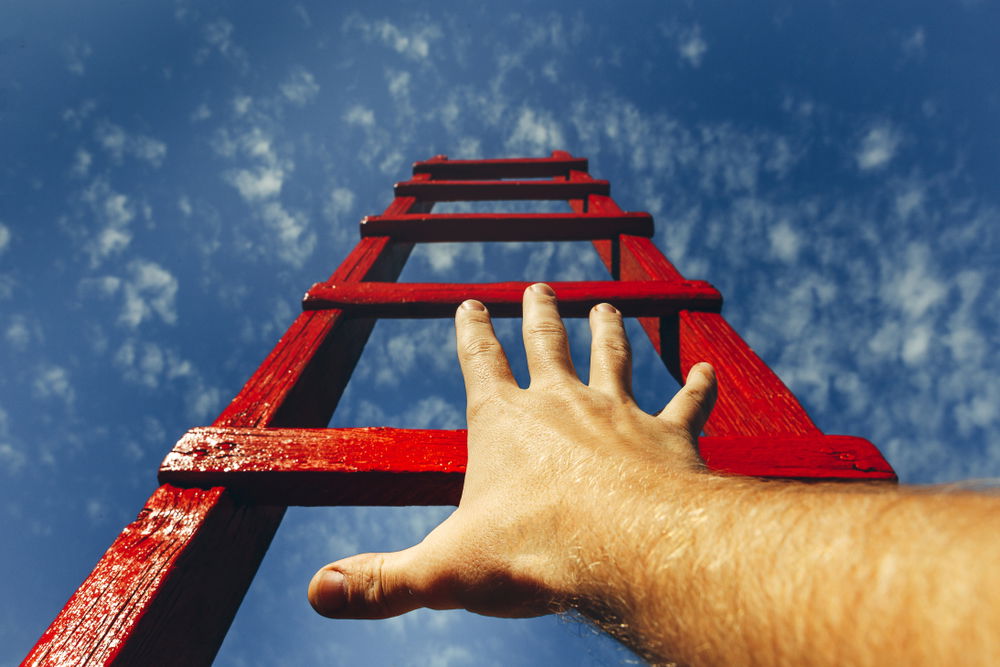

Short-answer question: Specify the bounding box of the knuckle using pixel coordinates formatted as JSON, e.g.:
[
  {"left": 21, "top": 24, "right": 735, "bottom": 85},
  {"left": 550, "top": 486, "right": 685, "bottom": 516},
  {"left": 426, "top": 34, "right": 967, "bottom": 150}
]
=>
[
  {"left": 597, "top": 335, "right": 631, "bottom": 359},
  {"left": 524, "top": 320, "right": 566, "bottom": 340},
  {"left": 460, "top": 336, "right": 501, "bottom": 361}
]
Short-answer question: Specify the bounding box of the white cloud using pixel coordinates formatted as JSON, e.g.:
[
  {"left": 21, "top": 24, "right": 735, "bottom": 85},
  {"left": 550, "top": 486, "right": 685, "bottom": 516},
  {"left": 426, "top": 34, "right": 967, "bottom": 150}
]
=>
[
  {"left": 118, "top": 259, "right": 179, "bottom": 328},
  {"left": 344, "top": 105, "right": 376, "bottom": 128},
  {"left": 95, "top": 122, "right": 168, "bottom": 167},
  {"left": 280, "top": 66, "right": 320, "bottom": 106},
  {"left": 260, "top": 202, "right": 315, "bottom": 267},
  {"left": 226, "top": 166, "right": 285, "bottom": 201},
  {"left": 33, "top": 365, "right": 75, "bottom": 406},
  {"left": 768, "top": 220, "right": 801, "bottom": 262},
  {"left": 71, "top": 148, "right": 92, "bottom": 177},
  {"left": 506, "top": 107, "right": 565, "bottom": 156},
  {"left": 677, "top": 25, "right": 708, "bottom": 67},
  {"left": 199, "top": 18, "right": 249, "bottom": 71},
  {"left": 191, "top": 103, "right": 212, "bottom": 122},
  {"left": 855, "top": 123, "right": 901, "bottom": 171},
  {"left": 346, "top": 16, "right": 442, "bottom": 61},
  {"left": 325, "top": 186, "right": 355, "bottom": 220},
  {"left": 66, "top": 41, "right": 92, "bottom": 75},
  {"left": 901, "top": 27, "right": 926, "bottom": 60},
  {"left": 0, "top": 223, "right": 9, "bottom": 254},
  {"left": 80, "top": 179, "right": 135, "bottom": 266}
]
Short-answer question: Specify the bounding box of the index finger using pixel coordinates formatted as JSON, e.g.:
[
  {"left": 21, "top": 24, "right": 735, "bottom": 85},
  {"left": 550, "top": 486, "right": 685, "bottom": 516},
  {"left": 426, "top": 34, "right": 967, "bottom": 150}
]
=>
[{"left": 455, "top": 299, "right": 516, "bottom": 405}]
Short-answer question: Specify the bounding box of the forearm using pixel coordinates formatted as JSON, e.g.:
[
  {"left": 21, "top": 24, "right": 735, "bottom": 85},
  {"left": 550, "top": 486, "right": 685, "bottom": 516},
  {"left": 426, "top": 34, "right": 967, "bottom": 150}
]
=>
[{"left": 571, "top": 472, "right": 1000, "bottom": 666}]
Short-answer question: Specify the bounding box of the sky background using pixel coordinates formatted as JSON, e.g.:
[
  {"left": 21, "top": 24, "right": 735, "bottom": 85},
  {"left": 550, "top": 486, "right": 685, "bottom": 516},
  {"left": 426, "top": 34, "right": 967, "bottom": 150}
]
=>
[{"left": 3, "top": 0, "right": 999, "bottom": 664}]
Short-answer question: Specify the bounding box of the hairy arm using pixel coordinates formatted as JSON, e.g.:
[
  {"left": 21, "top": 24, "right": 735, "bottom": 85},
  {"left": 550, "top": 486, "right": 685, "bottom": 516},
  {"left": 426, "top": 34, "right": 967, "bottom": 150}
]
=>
[{"left": 309, "top": 283, "right": 1000, "bottom": 665}]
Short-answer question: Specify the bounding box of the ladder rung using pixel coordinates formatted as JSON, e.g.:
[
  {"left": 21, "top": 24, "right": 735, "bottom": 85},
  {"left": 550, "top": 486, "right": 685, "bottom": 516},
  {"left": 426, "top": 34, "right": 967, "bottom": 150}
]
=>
[
  {"left": 393, "top": 179, "right": 609, "bottom": 201},
  {"left": 158, "top": 427, "right": 897, "bottom": 506},
  {"left": 412, "top": 156, "right": 588, "bottom": 180},
  {"left": 302, "top": 280, "right": 723, "bottom": 317},
  {"left": 360, "top": 212, "right": 654, "bottom": 242}
]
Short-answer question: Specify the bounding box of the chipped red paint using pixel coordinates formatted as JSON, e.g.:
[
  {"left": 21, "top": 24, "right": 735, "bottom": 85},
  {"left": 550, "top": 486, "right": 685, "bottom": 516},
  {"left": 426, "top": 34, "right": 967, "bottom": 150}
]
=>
[
  {"left": 302, "top": 280, "right": 723, "bottom": 317},
  {"left": 26, "top": 151, "right": 896, "bottom": 666},
  {"left": 158, "top": 428, "right": 894, "bottom": 508},
  {"left": 360, "top": 212, "right": 653, "bottom": 242}
]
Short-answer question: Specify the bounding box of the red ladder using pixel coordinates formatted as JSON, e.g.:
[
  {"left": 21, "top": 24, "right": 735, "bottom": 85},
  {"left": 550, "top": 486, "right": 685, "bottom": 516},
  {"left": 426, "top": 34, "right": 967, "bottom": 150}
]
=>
[{"left": 24, "top": 151, "right": 896, "bottom": 665}]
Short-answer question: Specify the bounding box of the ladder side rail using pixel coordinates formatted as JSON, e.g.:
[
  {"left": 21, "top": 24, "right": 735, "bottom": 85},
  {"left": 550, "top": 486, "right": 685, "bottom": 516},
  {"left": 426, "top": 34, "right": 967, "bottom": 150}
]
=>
[
  {"left": 565, "top": 167, "right": 821, "bottom": 438},
  {"left": 23, "top": 184, "right": 433, "bottom": 666}
]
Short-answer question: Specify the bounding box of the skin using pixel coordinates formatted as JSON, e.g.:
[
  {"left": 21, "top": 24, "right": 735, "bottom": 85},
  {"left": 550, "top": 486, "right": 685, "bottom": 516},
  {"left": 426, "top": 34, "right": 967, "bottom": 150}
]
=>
[{"left": 309, "top": 283, "right": 1000, "bottom": 666}]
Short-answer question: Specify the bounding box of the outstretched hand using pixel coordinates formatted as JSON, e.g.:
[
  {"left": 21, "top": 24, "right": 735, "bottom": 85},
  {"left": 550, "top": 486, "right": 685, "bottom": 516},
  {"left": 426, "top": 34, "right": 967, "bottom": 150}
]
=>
[{"left": 308, "top": 282, "right": 717, "bottom": 621}]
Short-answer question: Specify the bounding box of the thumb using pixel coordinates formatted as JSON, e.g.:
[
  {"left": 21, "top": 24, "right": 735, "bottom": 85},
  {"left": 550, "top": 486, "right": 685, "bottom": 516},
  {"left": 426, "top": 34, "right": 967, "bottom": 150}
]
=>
[
  {"left": 309, "top": 548, "right": 427, "bottom": 620},
  {"left": 658, "top": 362, "right": 718, "bottom": 438}
]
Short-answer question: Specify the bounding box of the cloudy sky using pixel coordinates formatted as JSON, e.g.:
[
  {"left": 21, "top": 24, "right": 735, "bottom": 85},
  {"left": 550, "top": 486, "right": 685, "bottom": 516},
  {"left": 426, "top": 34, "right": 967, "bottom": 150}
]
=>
[{"left": 3, "top": 0, "right": 999, "bottom": 664}]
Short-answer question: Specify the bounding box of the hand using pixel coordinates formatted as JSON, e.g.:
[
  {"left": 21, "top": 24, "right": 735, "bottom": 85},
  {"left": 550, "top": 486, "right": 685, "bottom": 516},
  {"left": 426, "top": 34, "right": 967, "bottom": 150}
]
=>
[{"left": 308, "top": 283, "right": 717, "bottom": 620}]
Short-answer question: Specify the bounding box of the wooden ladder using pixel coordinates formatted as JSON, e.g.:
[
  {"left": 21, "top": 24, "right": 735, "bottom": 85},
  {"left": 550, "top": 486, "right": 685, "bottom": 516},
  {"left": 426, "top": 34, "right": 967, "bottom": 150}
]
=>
[{"left": 25, "top": 151, "right": 896, "bottom": 665}]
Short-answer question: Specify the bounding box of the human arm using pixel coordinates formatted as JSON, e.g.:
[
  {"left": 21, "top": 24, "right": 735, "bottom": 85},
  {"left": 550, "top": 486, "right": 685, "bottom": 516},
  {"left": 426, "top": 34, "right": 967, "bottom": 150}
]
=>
[{"left": 309, "top": 283, "right": 1000, "bottom": 665}]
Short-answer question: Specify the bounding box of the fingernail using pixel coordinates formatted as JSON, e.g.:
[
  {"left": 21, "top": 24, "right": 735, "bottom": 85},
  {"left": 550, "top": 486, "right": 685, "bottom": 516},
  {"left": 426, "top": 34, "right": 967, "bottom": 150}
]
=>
[
  {"left": 311, "top": 570, "right": 346, "bottom": 614},
  {"left": 461, "top": 299, "right": 486, "bottom": 311},
  {"left": 530, "top": 283, "right": 555, "bottom": 296},
  {"left": 594, "top": 303, "right": 618, "bottom": 313}
]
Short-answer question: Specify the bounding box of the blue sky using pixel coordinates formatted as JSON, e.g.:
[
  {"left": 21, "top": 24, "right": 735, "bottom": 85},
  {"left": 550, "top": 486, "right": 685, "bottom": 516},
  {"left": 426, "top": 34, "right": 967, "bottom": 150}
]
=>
[{"left": 3, "top": 0, "right": 999, "bottom": 664}]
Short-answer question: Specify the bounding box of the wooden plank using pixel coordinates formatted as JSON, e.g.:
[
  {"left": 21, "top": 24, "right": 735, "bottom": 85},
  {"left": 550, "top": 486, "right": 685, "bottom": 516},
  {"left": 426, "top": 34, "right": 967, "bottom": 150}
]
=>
[
  {"left": 160, "top": 427, "right": 467, "bottom": 506},
  {"left": 24, "top": 182, "right": 435, "bottom": 665},
  {"left": 677, "top": 311, "right": 820, "bottom": 436},
  {"left": 302, "top": 280, "right": 723, "bottom": 317},
  {"left": 157, "top": 427, "right": 895, "bottom": 507},
  {"left": 360, "top": 212, "right": 654, "bottom": 242},
  {"left": 393, "top": 178, "right": 610, "bottom": 201},
  {"left": 412, "top": 154, "right": 589, "bottom": 180}
]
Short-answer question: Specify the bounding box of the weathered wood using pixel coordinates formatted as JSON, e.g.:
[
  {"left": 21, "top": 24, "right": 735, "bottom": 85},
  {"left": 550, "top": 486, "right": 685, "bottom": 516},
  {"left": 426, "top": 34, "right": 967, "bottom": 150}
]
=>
[
  {"left": 412, "top": 154, "right": 588, "bottom": 180},
  {"left": 160, "top": 427, "right": 467, "bottom": 505},
  {"left": 303, "top": 280, "right": 723, "bottom": 317},
  {"left": 24, "top": 181, "right": 435, "bottom": 666},
  {"left": 360, "top": 212, "right": 654, "bottom": 242},
  {"left": 394, "top": 178, "right": 610, "bottom": 201},
  {"left": 157, "top": 427, "right": 894, "bottom": 507}
]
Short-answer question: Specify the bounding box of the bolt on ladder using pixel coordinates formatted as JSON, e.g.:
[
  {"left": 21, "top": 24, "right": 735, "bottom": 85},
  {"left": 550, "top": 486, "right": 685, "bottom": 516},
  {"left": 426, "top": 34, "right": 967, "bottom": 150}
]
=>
[{"left": 24, "top": 151, "right": 895, "bottom": 665}]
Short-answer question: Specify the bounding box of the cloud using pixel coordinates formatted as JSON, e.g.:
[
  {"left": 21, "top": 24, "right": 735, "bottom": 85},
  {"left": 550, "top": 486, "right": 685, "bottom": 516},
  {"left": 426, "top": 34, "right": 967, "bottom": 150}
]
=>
[
  {"left": 198, "top": 18, "right": 249, "bottom": 71},
  {"left": 79, "top": 179, "right": 136, "bottom": 266},
  {"left": 346, "top": 15, "right": 443, "bottom": 61},
  {"left": 677, "top": 25, "right": 708, "bottom": 67},
  {"left": 0, "top": 223, "right": 9, "bottom": 254},
  {"left": 344, "top": 105, "right": 376, "bottom": 128},
  {"left": 118, "top": 259, "right": 179, "bottom": 328},
  {"left": 191, "top": 103, "right": 212, "bottom": 122},
  {"left": 226, "top": 166, "right": 284, "bottom": 201},
  {"left": 259, "top": 201, "right": 316, "bottom": 267},
  {"left": 768, "top": 220, "right": 801, "bottom": 262},
  {"left": 901, "top": 27, "right": 926, "bottom": 60},
  {"left": 32, "top": 365, "right": 75, "bottom": 406},
  {"left": 0, "top": 406, "right": 25, "bottom": 474},
  {"left": 506, "top": 107, "right": 565, "bottom": 155},
  {"left": 65, "top": 41, "right": 92, "bottom": 75},
  {"left": 855, "top": 123, "right": 901, "bottom": 171},
  {"left": 95, "top": 121, "right": 168, "bottom": 167},
  {"left": 280, "top": 66, "right": 320, "bottom": 106}
]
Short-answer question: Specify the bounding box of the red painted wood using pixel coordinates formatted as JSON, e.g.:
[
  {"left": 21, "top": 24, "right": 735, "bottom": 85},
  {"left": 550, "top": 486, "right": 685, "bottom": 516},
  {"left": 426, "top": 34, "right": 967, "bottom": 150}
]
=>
[
  {"left": 699, "top": 435, "right": 895, "bottom": 480},
  {"left": 160, "top": 427, "right": 467, "bottom": 505},
  {"left": 412, "top": 154, "right": 588, "bottom": 180},
  {"left": 394, "top": 178, "right": 610, "bottom": 201},
  {"left": 302, "top": 280, "right": 722, "bottom": 317},
  {"left": 360, "top": 212, "right": 654, "bottom": 242},
  {"left": 157, "top": 428, "right": 894, "bottom": 507},
  {"left": 25, "top": 180, "right": 435, "bottom": 665},
  {"left": 678, "top": 311, "right": 821, "bottom": 437}
]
